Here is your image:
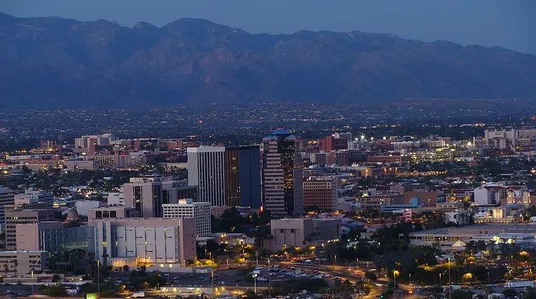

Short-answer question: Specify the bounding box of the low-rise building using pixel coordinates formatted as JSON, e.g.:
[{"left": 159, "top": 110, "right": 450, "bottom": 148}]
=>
[
  {"left": 444, "top": 210, "right": 472, "bottom": 225},
  {"left": 0, "top": 251, "right": 49, "bottom": 276},
  {"left": 408, "top": 224, "right": 536, "bottom": 250},
  {"left": 270, "top": 218, "right": 341, "bottom": 250},
  {"left": 14, "top": 189, "right": 53, "bottom": 206},
  {"left": 91, "top": 218, "right": 197, "bottom": 269}
]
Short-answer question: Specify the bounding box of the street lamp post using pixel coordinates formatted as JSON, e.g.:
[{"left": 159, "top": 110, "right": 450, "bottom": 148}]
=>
[
  {"left": 448, "top": 257, "right": 452, "bottom": 299},
  {"left": 393, "top": 270, "right": 400, "bottom": 298},
  {"left": 211, "top": 268, "right": 214, "bottom": 297},
  {"left": 97, "top": 259, "right": 101, "bottom": 294},
  {"left": 268, "top": 258, "right": 272, "bottom": 298}
]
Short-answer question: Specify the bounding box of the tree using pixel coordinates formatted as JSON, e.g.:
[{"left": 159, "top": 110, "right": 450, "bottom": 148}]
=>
[
  {"left": 451, "top": 289, "right": 473, "bottom": 299},
  {"left": 365, "top": 271, "right": 377, "bottom": 281},
  {"left": 123, "top": 265, "right": 130, "bottom": 279},
  {"left": 503, "top": 288, "right": 518, "bottom": 298},
  {"left": 525, "top": 287, "right": 536, "bottom": 299},
  {"left": 44, "top": 285, "right": 68, "bottom": 297}
]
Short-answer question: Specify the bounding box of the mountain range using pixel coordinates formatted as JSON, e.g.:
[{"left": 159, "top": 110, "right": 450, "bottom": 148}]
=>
[{"left": 1, "top": 13, "right": 536, "bottom": 108}]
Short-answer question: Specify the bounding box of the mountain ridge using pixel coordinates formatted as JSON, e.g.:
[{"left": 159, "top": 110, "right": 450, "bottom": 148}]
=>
[{"left": 0, "top": 14, "right": 535, "bottom": 108}]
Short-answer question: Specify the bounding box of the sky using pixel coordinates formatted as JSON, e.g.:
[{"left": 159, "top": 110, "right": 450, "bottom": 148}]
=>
[{"left": 1, "top": 0, "right": 535, "bottom": 54}]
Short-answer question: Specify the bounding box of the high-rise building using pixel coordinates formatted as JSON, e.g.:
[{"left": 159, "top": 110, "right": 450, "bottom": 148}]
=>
[
  {"left": 187, "top": 147, "right": 226, "bottom": 206},
  {"left": 262, "top": 129, "right": 304, "bottom": 216},
  {"left": 0, "top": 186, "right": 15, "bottom": 227},
  {"left": 162, "top": 179, "right": 198, "bottom": 203},
  {"left": 224, "top": 146, "right": 261, "bottom": 208},
  {"left": 162, "top": 199, "right": 212, "bottom": 237},
  {"left": 303, "top": 176, "right": 338, "bottom": 211},
  {"left": 123, "top": 177, "right": 163, "bottom": 217}
]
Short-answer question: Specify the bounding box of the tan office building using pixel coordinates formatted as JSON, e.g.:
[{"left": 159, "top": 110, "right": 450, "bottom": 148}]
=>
[
  {"left": 4, "top": 207, "right": 58, "bottom": 250},
  {"left": 0, "top": 251, "right": 49, "bottom": 277}
]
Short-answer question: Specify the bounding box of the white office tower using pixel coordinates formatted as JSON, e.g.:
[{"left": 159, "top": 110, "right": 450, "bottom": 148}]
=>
[
  {"left": 187, "top": 147, "right": 226, "bottom": 206},
  {"left": 162, "top": 199, "right": 212, "bottom": 237}
]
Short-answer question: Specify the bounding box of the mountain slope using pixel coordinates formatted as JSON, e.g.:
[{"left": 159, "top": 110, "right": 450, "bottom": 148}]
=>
[{"left": 1, "top": 13, "right": 536, "bottom": 108}]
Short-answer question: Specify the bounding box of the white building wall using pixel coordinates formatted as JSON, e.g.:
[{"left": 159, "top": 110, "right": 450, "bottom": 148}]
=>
[{"left": 187, "top": 147, "right": 226, "bottom": 206}]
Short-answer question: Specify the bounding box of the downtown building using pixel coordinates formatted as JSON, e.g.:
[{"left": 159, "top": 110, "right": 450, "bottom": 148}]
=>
[
  {"left": 303, "top": 176, "right": 338, "bottom": 211},
  {"left": 91, "top": 217, "right": 197, "bottom": 268},
  {"left": 187, "top": 146, "right": 261, "bottom": 208},
  {"left": 162, "top": 199, "right": 212, "bottom": 237},
  {"left": 0, "top": 186, "right": 15, "bottom": 229},
  {"left": 123, "top": 176, "right": 164, "bottom": 217},
  {"left": 262, "top": 129, "right": 304, "bottom": 216},
  {"left": 187, "top": 147, "right": 226, "bottom": 206}
]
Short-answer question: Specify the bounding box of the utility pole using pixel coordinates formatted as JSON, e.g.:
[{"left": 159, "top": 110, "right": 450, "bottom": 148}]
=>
[{"left": 255, "top": 251, "right": 259, "bottom": 268}]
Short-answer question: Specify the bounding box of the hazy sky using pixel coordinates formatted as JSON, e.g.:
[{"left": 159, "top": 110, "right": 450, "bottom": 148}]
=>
[{"left": 1, "top": 0, "right": 535, "bottom": 54}]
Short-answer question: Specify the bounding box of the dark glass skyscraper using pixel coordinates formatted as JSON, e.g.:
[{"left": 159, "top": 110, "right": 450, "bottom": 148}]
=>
[
  {"left": 224, "top": 146, "right": 262, "bottom": 208},
  {"left": 262, "top": 129, "right": 303, "bottom": 216}
]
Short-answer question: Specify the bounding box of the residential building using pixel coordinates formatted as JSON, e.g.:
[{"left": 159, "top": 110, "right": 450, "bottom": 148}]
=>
[
  {"left": 224, "top": 146, "right": 261, "bottom": 208},
  {"left": 262, "top": 129, "right": 304, "bottom": 216},
  {"left": 91, "top": 218, "right": 196, "bottom": 268},
  {"left": 303, "top": 176, "right": 337, "bottom": 210},
  {"left": 123, "top": 176, "right": 163, "bottom": 217},
  {"left": 162, "top": 199, "right": 212, "bottom": 237},
  {"left": 270, "top": 218, "right": 341, "bottom": 250},
  {"left": 187, "top": 147, "right": 226, "bottom": 206},
  {"left": 4, "top": 207, "right": 59, "bottom": 250},
  {"left": 473, "top": 185, "right": 506, "bottom": 206},
  {"left": 0, "top": 251, "right": 49, "bottom": 277}
]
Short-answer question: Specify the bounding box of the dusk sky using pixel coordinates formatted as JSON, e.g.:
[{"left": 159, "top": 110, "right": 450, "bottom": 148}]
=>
[{"left": 1, "top": 0, "right": 535, "bottom": 54}]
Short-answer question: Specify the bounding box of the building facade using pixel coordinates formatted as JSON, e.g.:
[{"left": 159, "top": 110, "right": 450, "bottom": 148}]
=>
[
  {"left": 270, "top": 218, "right": 341, "bottom": 250},
  {"left": 91, "top": 218, "right": 196, "bottom": 268},
  {"left": 123, "top": 177, "right": 164, "bottom": 217},
  {"left": 302, "top": 176, "right": 337, "bottom": 210},
  {"left": 262, "top": 129, "right": 304, "bottom": 216},
  {"left": 162, "top": 199, "right": 212, "bottom": 237},
  {"left": 4, "top": 207, "right": 59, "bottom": 250},
  {"left": 0, "top": 186, "right": 15, "bottom": 227},
  {"left": 187, "top": 147, "right": 226, "bottom": 206},
  {"left": 224, "top": 146, "right": 261, "bottom": 208},
  {"left": 0, "top": 251, "right": 49, "bottom": 277}
]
